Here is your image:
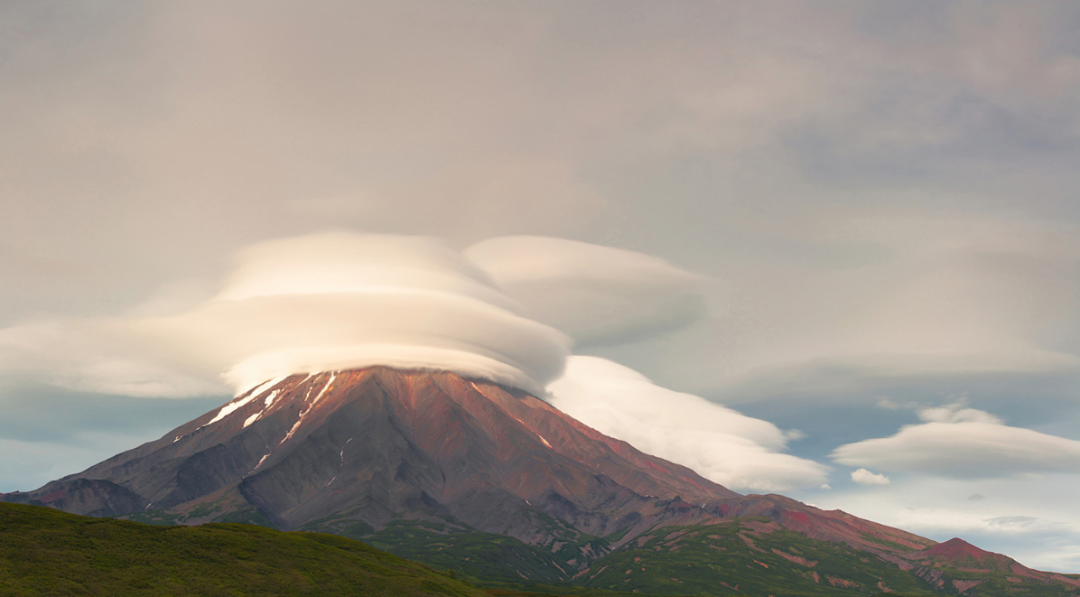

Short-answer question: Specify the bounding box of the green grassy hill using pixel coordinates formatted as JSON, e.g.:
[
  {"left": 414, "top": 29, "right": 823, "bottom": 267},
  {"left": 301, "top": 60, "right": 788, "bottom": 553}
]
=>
[
  {"left": 4, "top": 502, "right": 1075, "bottom": 597},
  {"left": 0, "top": 502, "right": 484, "bottom": 597},
  {"left": 577, "top": 520, "right": 934, "bottom": 596}
]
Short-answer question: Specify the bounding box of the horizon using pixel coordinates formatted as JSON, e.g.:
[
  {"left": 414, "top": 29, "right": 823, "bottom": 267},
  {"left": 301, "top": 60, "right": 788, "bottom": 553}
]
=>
[{"left": 2, "top": 0, "right": 1080, "bottom": 573}]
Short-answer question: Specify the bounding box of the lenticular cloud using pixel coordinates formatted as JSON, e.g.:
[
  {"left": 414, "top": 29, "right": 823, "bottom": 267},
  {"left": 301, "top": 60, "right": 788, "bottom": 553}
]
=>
[
  {"left": 0, "top": 233, "right": 721, "bottom": 401},
  {"left": 831, "top": 404, "right": 1080, "bottom": 479},
  {"left": 120, "top": 233, "right": 571, "bottom": 395},
  {"left": 465, "top": 236, "right": 706, "bottom": 346}
]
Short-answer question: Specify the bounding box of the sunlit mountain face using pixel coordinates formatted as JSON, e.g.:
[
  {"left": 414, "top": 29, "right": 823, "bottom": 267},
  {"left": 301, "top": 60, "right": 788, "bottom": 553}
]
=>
[{"left": 6, "top": 366, "right": 1080, "bottom": 595}]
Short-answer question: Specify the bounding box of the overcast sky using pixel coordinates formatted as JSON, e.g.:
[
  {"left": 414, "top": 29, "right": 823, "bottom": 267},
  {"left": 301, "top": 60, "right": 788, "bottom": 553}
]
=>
[{"left": 3, "top": 0, "right": 1080, "bottom": 572}]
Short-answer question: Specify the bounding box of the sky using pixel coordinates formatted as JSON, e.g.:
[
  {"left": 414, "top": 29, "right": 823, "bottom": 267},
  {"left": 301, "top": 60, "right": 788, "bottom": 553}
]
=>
[{"left": 2, "top": 0, "right": 1080, "bottom": 572}]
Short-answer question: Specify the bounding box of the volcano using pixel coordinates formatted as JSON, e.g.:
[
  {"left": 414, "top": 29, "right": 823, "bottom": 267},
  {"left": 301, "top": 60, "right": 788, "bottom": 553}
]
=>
[
  {"left": 5, "top": 368, "right": 1079, "bottom": 595},
  {"left": 6, "top": 369, "right": 738, "bottom": 538}
]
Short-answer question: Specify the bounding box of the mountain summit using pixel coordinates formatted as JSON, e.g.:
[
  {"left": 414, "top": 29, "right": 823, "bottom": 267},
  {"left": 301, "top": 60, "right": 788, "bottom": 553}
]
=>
[
  {"left": 6, "top": 369, "right": 734, "bottom": 539},
  {"left": 5, "top": 368, "right": 1079, "bottom": 595}
]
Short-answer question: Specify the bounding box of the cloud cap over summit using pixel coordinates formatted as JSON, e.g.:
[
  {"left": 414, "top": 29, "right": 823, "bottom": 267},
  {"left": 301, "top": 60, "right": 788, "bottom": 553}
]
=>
[{"left": 122, "top": 232, "right": 572, "bottom": 395}]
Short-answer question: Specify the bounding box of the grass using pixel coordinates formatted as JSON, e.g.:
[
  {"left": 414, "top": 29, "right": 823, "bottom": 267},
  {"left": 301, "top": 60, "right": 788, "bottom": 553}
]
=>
[
  {"left": 578, "top": 520, "right": 935, "bottom": 596},
  {"left": 0, "top": 502, "right": 485, "bottom": 597},
  {"left": 362, "top": 519, "right": 574, "bottom": 584},
  {"left": 7, "top": 502, "right": 1075, "bottom": 597}
]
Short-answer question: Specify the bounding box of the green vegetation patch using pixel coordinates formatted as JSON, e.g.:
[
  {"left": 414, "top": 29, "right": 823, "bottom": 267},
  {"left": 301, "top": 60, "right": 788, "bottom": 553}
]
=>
[
  {"left": 580, "top": 520, "right": 934, "bottom": 597},
  {"left": 911, "top": 563, "right": 1080, "bottom": 597},
  {"left": 364, "top": 519, "right": 573, "bottom": 585},
  {"left": 0, "top": 502, "right": 484, "bottom": 597},
  {"left": 859, "top": 532, "right": 920, "bottom": 552},
  {"left": 123, "top": 509, "right": 184, "bottom": 526},
  {"left": 211, "top": 506, "right": 277, "bottom": 528}
]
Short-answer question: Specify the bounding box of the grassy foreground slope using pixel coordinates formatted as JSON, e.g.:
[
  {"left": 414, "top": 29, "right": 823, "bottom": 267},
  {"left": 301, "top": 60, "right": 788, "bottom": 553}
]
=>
[
  {"left": 0, "top": 503, "right": 484, "bottom": 597},
  {"left": 297, "top": 514, "right": 579, "bottom": 584}
]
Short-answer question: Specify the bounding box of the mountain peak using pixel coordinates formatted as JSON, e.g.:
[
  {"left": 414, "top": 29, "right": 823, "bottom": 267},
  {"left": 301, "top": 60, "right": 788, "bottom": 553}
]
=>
[
  {"left": 924, "top": 537, "right": 987, "bottom": 560},
  {"left": 6, "top": 365, "right": 1076, "bottom": 595},
  {"left": 916, "top": 536, "right": 1034, "bottom": 577},
  {"left": 6, "top": 367, "right": 736, "bottom": 544}
]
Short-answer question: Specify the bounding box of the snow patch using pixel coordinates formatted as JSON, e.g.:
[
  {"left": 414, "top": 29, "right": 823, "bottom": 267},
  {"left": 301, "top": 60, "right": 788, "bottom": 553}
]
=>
[
  {"left": 264, "top": 388, "right": 282, "bottom": 407},
  {"left": 207, "top": 394, "right": 257, "bottom": 425},
  {"left": 251, "top": 452, "right": 271, "bottom": 473},
  {"left": 280, "top": 417, "right": 305, "bottom": 446},
  {"left": 506, "top": 410, "right": 552, "bottom": 449},
  {"left": 327, "top": 437, "right": 355, "bottom": 488},
  {"left": 243, "top": 413, "right": 261, "bottom": 428},
  {"left": 311, "top": 372, "right": 337, "bottom": 405},
  {"left": 280, "top": 373, "right": 338, "bottom": 446},
  {"left": 340, "top": 437, "right": 354, "bottom": 464},
  {"left": 237, "top": 376, "right": 285, "bottom": 400},
  {"left": 208, "top": 376, "right": 285, "bottom": 426}
]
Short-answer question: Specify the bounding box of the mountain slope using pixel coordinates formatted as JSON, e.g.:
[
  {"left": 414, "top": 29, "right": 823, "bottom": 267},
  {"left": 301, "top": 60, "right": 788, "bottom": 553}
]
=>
[
  {"left": 906, "top": 538, "right": 1080, "bottom": 596},
  {"left": 4, "top": 367, "right": 1078, "bottom": 596},
  {"left": 0, "top": 501, "right": 483, "bottom": 597},
  {"left": 4, "top": 369, "right": 733, "bottom": 548}
]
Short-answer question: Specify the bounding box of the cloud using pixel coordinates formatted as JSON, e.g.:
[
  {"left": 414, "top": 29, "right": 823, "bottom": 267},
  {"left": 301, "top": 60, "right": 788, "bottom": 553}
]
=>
[
  {"left": 917, "top": 402, "right": 1002, "bottom": 424},
  {"left": 676, "top": 213, "right": 1080, "bottom": 404},
  {"left": 546, "top": 356, "right": 829, "bottom": 492},
  {"left": 0, "top": 233, "right": 573, "bottom": 396},
  {"left": 985, "top": 515, "right": 1040, "bottom": 531},
  {"left": 832, "top": 404, "right": 1080, "bottom": 478},
  {"left": 0, "top": 320, "right": 225, "bottom": 397},
  {"left": 117, "top": 232, "right": 572, "bottom": 395},
  {"left": 851, "top": 468, "right": 891, "bottom": 486},
  {"left": 0, "top": 232, "right": 713, "bottom": 398},
  {"left": 465, "top": 236, "right": 707, "bottom": 346},
  {"left": 4, "top": 0, "right": 1080, "bottom": 407},
  {"left": 219, "top": 233, "right": 519, "bottom": 308}
]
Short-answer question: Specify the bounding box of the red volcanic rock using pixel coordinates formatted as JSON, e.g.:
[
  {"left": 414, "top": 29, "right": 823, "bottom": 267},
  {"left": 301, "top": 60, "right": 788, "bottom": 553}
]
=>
[
  {"left": 910, "top": 537, "right": 1080, "bottom": 589},
  {"left": 715, "top": 493, "right": 934, "bottom": 555},
  {"left": 913, "top": 537, "right": 1053, "bottom": 580},
  {"left": 923, "top": 537, "right": 996, "bottom": 561},
  {"left": 917, "top": 537, "right": 1023, "bottom": 573},
  {"left": 3, "top": 368, "right": 733, "bottom": 546}
]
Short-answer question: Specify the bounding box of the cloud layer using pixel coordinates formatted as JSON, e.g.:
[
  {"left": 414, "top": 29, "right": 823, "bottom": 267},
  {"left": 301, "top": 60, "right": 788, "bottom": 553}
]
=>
[
  {"left": 465, "top": 236, "right": 707, "bottom": 346},
  {"left": 120, "top": 232, "right": 572, "bottom": 395},
  {"left": 1, "top": 233, "right": 723, "bottom": 397},
  {"left": 0, "top": 320, "right": 223, "bottom": 398},
  {"left": 547, "top": 356, "right": 828, "bottom": 492},
  {"left": 833, "top": 403, "right": 1080, "bottom": 478}
]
